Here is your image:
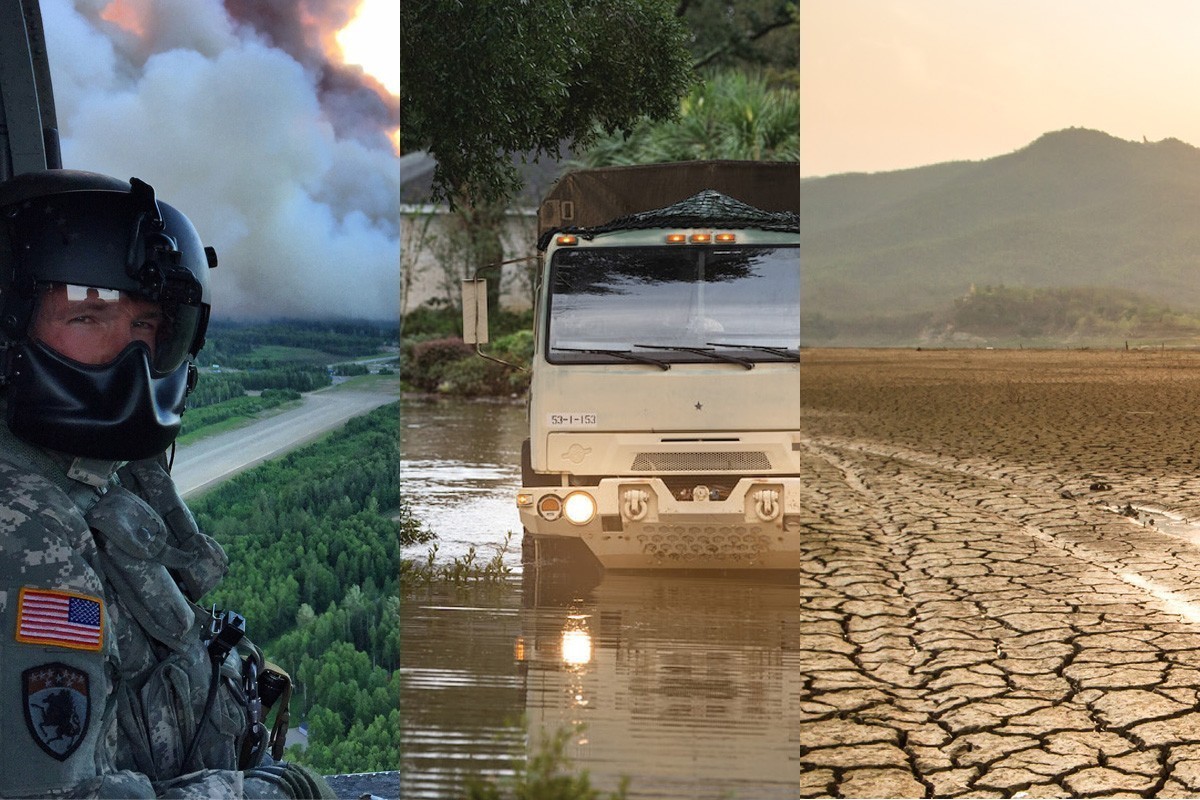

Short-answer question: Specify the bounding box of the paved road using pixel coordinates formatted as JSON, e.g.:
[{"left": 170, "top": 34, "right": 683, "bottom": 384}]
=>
[
  {"left": 795, "top": 349, "right": 1200, "bottom": 798},
  {"left": 172, "top": 388, "right": 396, "bottom": 498}
]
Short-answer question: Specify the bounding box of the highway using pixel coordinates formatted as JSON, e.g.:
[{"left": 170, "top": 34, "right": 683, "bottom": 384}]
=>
[{"left": 171, "top": 387, "right": 397, "bottom": 498}]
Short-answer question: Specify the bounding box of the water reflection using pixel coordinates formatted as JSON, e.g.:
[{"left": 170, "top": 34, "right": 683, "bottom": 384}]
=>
[
  {"left": 400, "top": 571, "right": 800, "bottom": 798},
  {"left": 519, "top": 568, "right": 802, "bottom": 799},
  {"left": 400, "top": 398, "right": 800, "bottom": 798},
  {"left": 400, "top": 585, "right": 525, "bottom": 797}
]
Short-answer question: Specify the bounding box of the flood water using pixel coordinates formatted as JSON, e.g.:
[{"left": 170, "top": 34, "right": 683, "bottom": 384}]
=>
[
  {"left": 400, "top": 397, "right": 527, "bottom": 571},
  {"left": 400, "top": 397, "right": 801, "bottom": 798}
]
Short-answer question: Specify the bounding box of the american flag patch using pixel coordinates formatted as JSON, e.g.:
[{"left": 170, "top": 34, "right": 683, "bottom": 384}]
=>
[{"left": 16, "top": 588, "right": 103, "bottom": 651}]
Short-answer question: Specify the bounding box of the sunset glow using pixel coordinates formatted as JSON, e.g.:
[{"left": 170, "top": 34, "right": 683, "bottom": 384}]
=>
[
  {"left": 335, "top": 0, "right": 399, "bottom": 97},
  {"left": 801, "top": 0, "right": 1200, "bottom": 177}
]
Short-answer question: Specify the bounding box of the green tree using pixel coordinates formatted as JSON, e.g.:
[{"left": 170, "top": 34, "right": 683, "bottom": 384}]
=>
[
  {"left": 400, "top": 0, "right": 694, "bottom": 205},
  {"left": 679, "top": 0, "right": 798, "bottom": 75},
  {"left": 578, "top": 70, "right": 798, "bottom": 166}
]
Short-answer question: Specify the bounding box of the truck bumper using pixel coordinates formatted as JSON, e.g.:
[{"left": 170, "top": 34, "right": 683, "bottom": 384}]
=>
[{"left": 518, "top": 477, "right": 801, "bottom": 570}]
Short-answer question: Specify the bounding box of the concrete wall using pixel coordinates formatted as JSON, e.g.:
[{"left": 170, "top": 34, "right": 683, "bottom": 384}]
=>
[{"left": 400, "top": 205, "right": 539, "bottom": 316}]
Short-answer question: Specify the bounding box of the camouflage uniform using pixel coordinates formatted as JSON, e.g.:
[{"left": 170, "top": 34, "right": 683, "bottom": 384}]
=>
[
  {"left": 0, "top": 424, "right": 328, "bottom": 798},
  {"left": 0, "top": 171, "right": 334, "bottom": 799}
]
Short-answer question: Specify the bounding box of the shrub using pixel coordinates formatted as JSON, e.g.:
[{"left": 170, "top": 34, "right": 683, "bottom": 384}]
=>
[
  {"left": 401, "top": 303, "right": 533, "bottom": 341},
  {"left": 407, "top": 337, "right": 475, "bottom": 392},
  {"left": 493, "top": 329, "right": 534, "bottom": 364},
  {"left": 401, "top": 327, "right": 533, "bottom": 396},
  {"left": 491, "top": 308, "right": 534, "bottom": 339},
  {"left": 401, "top": 301, "right": 460, "bottom": 338},
  {"left": 437, "top": 357, "right": 509, "bottom": 396}
]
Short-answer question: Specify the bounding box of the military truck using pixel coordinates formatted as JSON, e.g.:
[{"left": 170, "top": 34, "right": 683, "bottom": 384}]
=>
[{"left": 464, "top": 161, "right": 800, "bottom": 569}]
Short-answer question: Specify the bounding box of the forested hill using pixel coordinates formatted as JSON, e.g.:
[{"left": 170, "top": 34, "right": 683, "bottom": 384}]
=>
[{"left": 801, "top": 128, "right": 1200, "bottom": 340}]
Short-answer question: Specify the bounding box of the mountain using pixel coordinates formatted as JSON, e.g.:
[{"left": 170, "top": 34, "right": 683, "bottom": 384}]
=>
[{"left": 801, "top": 128, "right": 1200, "bottom": 340}]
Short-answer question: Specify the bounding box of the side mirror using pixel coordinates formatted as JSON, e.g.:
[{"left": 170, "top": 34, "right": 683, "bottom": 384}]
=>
[{"left": 461, "top": 278, "right": 489, "bottom": 345}]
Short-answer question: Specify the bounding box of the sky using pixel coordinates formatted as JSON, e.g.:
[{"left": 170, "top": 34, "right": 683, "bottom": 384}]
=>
[
  {"left": 337, "top": 0, "right": 399, "bottom": 97},
  {"left": 39, "top": 0, "right": 399, "bottom": 321},
  {"left": 800, "top": 0, "right": 1200, "bottom": 178}
]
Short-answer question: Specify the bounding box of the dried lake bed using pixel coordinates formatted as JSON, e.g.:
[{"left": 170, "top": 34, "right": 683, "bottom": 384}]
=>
[{"left": 793, "top": 347, "right": 1200, "bottom": 797}]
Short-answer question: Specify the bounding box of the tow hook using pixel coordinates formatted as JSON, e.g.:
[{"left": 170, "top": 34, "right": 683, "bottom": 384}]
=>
[
  {"left": 622, "top": 488, "right": 650, "bottom": 521},
  {"left": 754, "top": 489, "right": 780, "bottom": 521}
]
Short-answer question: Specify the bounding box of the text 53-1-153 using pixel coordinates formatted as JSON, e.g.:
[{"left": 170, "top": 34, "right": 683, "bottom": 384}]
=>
[{"left": 548, "top": 413, "right": 598, "bottom": 427}]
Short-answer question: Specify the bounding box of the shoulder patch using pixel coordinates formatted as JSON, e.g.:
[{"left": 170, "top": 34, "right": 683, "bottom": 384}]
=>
[
  {"left": 16, "top": 588, "right": 104, "bottom": 651},
  {"left": 23, "top": 662, "right": 91, "bottom": 761}
]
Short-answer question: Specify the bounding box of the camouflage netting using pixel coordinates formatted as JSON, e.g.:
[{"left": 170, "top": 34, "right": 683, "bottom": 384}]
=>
[{"left": 537, "top": 189, "right": 800, "bottom": 250}]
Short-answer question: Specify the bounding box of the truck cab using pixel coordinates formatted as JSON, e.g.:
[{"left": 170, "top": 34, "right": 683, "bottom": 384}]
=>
[{"left": 467, "top": 162, "right": 800, "bottom": 570}]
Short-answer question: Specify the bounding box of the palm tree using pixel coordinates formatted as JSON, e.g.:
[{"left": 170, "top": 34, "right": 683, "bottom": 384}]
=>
[{"left": 578, "top": 70, "right": 798, "bottom": 166}]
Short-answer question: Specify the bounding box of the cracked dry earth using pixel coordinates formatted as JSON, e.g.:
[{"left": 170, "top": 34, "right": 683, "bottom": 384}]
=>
[{"left": 795, "top": 348, "right": 1200, "bottom": 798}]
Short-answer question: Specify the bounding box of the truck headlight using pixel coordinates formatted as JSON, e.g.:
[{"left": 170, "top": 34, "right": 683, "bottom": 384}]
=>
[{"left": 563, "top": 491, "right": 597, "bottom": 525}]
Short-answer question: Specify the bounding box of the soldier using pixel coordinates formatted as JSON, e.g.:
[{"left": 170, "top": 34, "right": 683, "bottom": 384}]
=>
[{"left": 0, "top": 170, "right": 334, "bottom": 798}]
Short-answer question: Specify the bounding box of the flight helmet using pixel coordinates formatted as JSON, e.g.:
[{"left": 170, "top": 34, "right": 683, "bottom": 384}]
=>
[{"left": 0, "top": 169, "right": 215, "bottom": 460}]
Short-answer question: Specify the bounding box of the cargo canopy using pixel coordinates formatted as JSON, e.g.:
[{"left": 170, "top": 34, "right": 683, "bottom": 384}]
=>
[{"left": 538, "top": 160, "right": 799, "bottom": 242}]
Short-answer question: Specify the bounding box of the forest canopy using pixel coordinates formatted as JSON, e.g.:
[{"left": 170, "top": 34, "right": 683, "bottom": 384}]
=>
[{"left": 190, "top": 403, "right": 401, "bottom": 774}]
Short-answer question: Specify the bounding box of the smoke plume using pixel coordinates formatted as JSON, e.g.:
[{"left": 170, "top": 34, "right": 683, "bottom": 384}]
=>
[{"left": 40, "top": 0, "right": 399, "bottom": 322}]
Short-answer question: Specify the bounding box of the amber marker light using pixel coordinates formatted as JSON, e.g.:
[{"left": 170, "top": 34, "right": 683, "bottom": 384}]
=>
[
  {"left": 537, "top": 494, "right": 563, "bottom": 521},
  {"left": 556, "top": 234, "right": 578, "bottom": 246},
  {"left": 517, "top": 492, "right": 534, "bottom": 508},
  {"left": 715, "top": 232, "right": 737, "bottom": 243},
  {"left": 689, "top": 233, "right": 712, "bottom": 244},
  {"left": 665, "top": 233, "right": 687, "bottom": 244}
]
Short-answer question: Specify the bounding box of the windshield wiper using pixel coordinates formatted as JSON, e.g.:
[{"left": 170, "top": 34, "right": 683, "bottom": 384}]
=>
[
  {"left": 634, "top": 344, "right": 754, "bottom": 370},
  {"left": 552, "top": 347, "right": 671, "bottom": 370},
  {"left": 707, "top": 342, "right": 800, "bottom": 360}
]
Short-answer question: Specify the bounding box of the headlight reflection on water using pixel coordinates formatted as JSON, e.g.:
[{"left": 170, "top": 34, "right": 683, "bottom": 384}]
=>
[
  {"left": 561, "top": 615, "right": 593, "bottom": 667},
  {"left": 561, "top": 628, "right": 593, "bottom": 667}
]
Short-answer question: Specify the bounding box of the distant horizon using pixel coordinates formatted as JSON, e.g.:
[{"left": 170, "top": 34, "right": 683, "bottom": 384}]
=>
[
  {"left": 800, "top": 1, "right": 1200, "bottom": 178},
  {"left": 799, "top": 119, "right": 1200, "bottom": 340},
  {"left": 206, "top": 315, "right": 398, "bottom": 329},
  {"left": 800, "top": 126, "right": 1200, "bottom": 180}
]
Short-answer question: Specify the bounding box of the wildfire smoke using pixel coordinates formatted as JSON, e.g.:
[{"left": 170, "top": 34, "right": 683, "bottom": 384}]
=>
[{"left": 41, "top": 0, "right": 400, "bottom": 321}]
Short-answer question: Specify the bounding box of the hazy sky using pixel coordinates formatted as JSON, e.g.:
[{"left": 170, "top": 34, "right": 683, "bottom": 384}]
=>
[{"left": 801, "top": 0, "right": 1200, "bottom": 177}]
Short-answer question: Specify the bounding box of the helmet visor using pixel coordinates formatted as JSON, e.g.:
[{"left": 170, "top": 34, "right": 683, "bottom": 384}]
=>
[{"left": 30, "top": 283, "right": 203, "bottom": 376}]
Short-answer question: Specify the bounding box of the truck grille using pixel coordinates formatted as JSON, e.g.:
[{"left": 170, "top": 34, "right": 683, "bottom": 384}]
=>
[{"left": 631, "top": 451, "right": 771, "bottom": 471}]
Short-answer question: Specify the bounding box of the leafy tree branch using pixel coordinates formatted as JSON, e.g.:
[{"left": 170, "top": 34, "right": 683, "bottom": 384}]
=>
[{"left": 401, "top": 0, "right": 694, "bottom": 206}]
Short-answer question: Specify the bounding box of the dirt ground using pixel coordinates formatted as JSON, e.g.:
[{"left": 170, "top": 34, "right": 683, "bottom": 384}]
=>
[{"left": 794, "top": 348, "right": 1200, "bottom": 798}]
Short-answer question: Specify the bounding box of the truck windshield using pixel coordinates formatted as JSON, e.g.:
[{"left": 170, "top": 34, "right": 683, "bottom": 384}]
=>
[{"left": 547, "top": 244, "right": 799, "bottom": 364}]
